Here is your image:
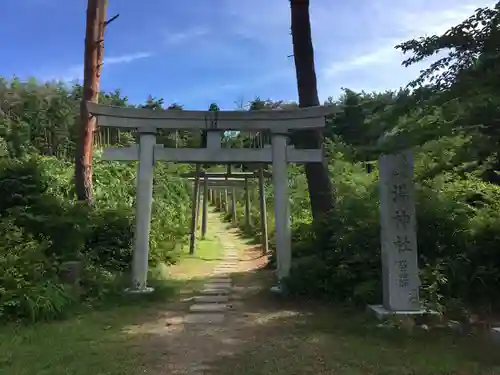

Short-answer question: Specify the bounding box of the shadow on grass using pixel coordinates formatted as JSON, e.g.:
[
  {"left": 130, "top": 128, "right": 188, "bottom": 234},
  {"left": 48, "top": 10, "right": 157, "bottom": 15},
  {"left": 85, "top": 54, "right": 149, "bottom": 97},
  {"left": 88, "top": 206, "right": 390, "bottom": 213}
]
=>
[
  {"left": 207, "top": 268, "right": 500, "bottom": 375},
  {"left": 4, "top": 265, "right": 500, "bottom": 375},
  {"left": 0, "top": 273, "right": 215, "bottom": 375}
]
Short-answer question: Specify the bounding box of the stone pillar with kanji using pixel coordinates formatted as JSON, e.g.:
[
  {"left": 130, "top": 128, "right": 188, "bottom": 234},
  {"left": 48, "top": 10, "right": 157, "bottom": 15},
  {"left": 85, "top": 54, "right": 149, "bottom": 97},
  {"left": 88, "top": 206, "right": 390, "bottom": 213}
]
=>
[{"left": 378, "top": 150, "right": 420, "bottom": 312}]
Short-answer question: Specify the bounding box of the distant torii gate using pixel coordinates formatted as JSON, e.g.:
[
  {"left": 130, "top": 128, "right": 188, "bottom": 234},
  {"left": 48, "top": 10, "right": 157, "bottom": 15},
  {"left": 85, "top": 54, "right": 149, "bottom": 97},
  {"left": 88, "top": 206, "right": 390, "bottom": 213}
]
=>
[
  {"left": 185, "top": 174, "right": 260, "bottom": 249},
  {"left": 87, "top": 101, "right": 331, "bottom": 293},
  {"left": 185, "top": 170, "right": 271, "bottom": 243}
]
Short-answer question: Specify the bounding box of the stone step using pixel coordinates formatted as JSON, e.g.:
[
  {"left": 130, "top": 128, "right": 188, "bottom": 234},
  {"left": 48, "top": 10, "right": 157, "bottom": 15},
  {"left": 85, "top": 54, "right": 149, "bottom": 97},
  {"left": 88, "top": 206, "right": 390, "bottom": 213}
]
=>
[
  {"left": 214, "top": 267, "right": 237, "bottom": 272},
  {"left": 185, "top": 313, "right": 225, "bottom": 324},
  {"left": 190, "top": 303, "right": 228, "bottom": 312},
  {"left": 210, "top": 277, "right": 231, "bottom": 283},
  {"left": 194, "top": 295, "right": 229, "bottom": 303},
  {"left": 200, "top": 288, "right": 230, "bottom": 295},
  {"left": 204, "top": 282, "right": 231, "bottom": 290},
  {"left": 213, "top": 270, "right": 236, "bottom": 274}
]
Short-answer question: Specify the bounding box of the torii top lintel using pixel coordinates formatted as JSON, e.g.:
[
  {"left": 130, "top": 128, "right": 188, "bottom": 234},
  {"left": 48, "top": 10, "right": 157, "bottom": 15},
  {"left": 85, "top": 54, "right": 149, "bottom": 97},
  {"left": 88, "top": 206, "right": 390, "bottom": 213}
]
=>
[{"left": 86, "top": 102, "right": 334, "bottom": 132}]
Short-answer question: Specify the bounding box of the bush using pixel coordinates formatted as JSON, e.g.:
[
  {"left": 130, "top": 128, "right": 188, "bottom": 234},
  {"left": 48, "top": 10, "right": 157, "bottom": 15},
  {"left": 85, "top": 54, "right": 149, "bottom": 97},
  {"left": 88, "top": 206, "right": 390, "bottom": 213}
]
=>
[
  {"left": 84, "top": 207, "right": 134, "bottom": 271},
  {"left": 284, "top": 161, "right": 500, "bottom": 310},
  {"left": 0, "top": 155, "right": 192, "bottom": 322},
  {"left": 0, "top": 220, "right": 74, "bottom": 321}
]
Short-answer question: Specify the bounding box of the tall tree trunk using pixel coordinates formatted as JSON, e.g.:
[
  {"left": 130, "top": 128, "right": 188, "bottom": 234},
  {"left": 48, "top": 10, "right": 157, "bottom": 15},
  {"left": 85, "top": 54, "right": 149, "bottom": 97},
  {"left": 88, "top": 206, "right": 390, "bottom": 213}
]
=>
[
  {"left": 75, "top": 0, "right": 107, "bottom": 201},
  {"left": 289, "top": 0, "right": 334, "bottom": 223}
]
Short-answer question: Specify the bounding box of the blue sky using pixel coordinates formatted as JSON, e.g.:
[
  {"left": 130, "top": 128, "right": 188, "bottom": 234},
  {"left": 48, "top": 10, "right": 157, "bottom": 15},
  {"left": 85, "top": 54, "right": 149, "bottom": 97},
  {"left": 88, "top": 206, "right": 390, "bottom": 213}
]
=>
[{"left": 1, "top": 0, "right": 495, "bottom": 109}]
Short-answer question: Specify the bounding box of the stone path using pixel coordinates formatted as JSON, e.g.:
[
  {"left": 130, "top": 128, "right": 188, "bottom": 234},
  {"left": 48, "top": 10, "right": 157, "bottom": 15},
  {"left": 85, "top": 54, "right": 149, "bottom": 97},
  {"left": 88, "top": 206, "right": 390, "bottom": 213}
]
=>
[
  {"left": 139, "top": 212, "right": 269, "bottom": 375},
  {"left": 185, "top": 241, "right": 238, "bottom": 325}
]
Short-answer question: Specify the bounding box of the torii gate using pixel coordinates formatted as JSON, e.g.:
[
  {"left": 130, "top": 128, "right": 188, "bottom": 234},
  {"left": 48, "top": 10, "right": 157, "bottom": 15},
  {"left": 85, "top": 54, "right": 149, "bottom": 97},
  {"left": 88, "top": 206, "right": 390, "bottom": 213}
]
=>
[
  {"left": 186, "top": 175, "right": 259, "bottom": 247},
  {"left": 182, "top": 170, "right": 271, "bottom": 249},
  {"left": 87, "top": 101, "right": 332, "bottom": 293},
  {"left": 185, "top": 175, "right": 257, "bottom": 245}
]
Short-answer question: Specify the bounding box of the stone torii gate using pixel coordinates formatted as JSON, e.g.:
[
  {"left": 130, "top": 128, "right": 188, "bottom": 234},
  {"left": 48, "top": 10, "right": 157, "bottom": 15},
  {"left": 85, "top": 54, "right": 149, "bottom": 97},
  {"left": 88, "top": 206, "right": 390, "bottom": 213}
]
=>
[
  {"left": 87, "top": 101, "right": 331, "bottom": 293},
  {"left": 182, "top": 170, "right": 271, "bottom": 252},
  {"left": 186, "top": 175, "right": 261, "bottom": 250}
]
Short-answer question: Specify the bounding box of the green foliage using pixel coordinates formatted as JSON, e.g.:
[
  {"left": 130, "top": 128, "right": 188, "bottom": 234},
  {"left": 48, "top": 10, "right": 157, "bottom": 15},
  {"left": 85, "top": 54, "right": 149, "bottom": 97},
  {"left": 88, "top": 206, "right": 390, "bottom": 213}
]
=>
[
  {"left": 0, "top": 219, "right": 74, "bottom": 321},
  {"left": 0, "top": 79, "right": 192, "bottom": 322}
]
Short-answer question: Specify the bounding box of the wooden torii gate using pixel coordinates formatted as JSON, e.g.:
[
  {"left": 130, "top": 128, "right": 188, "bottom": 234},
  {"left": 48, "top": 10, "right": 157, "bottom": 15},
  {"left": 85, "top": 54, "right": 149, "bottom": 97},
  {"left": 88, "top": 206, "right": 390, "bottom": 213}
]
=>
[{"left": 87, "top": 101, "right": 331, "bottom": 293}]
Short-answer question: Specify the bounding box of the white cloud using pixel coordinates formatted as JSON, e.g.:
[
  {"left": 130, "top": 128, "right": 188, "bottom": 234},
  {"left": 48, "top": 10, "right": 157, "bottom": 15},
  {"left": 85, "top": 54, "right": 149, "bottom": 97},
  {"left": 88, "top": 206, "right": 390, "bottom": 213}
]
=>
[
  {"left": 320, "top": 0, "right": 496, "bottom": 98},
  {"left": 212, "top": 0, "right": 496, "bottom": 100},
  {"left": 164, "top": 27, "right": 210, "bottom": 45},
  {"left": 105, "top": 52, "right": 152, "bottom": 65},
  {"left": 325, "top": 43, "right": 399, "bottom": 77},
  {"left": 45, "top": 51, "right": 152, "bottom": 82}
]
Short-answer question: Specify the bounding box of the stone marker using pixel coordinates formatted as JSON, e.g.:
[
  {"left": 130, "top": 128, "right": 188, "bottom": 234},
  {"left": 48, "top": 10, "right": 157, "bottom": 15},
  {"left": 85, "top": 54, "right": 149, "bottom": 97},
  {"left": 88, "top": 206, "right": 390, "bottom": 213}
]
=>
[
  {"left": 368, "top": 150, "right": 423, "bottom": 318},
  {"left": 185, "top": 313, "right": 225, "bottom": 324},
  {"left": 59, "top": 261, "right": 82, "bottom": 296},
  {"left": 190, "top": 303, "right": 228, "bottom": 312}
]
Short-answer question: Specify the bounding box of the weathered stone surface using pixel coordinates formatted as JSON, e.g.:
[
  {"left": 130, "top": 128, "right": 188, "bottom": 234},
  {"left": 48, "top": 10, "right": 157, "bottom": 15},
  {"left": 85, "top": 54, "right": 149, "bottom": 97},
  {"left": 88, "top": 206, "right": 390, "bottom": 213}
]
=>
[
  {"left": 210, "top": 277, "right": 231, "bottom": 283},
  {"left": 184, "top": 313, "right": 225, "bottom": 324},
  {"left": 492, "top": 327, "right": 500, "bottom": 343},
  {"left": 194, "top": 295, "right": 229, "bottom": 303},
  {"left": 200, "top": 288, "right": 229, "bottom": 295},
  {"left": 204, "top": 282, "right": 231, "bottom": 290},
  {"left": 214, "top": 268, "right": 237, "bottom": 273},
  {"left": 190, "top": 303, "right": 228, "bottom": 312},
  {"left": 379, "top": 150, "right": 420, "bottom": 311}
]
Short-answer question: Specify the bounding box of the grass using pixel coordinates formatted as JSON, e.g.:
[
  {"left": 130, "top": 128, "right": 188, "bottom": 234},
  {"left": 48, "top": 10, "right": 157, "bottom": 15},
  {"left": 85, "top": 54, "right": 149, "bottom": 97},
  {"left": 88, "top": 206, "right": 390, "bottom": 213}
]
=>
[
  {"left": 212, "top": 270, "right": 500, "bottom": 375},
  {"left": 166, "top": 234, "right": 224, "bottom": 278},
  {"left": 0, "top": 235, "right": 223, "bottom": 375},
  {"left": 0, "top": 305, "right": 156, "bottom": 375}
]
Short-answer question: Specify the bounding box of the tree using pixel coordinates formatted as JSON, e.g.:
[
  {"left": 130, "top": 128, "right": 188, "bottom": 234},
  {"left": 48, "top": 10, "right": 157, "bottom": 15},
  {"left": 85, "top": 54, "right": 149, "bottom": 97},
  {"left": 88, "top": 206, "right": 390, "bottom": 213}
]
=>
[
  {"left": 393, "top": 2, "right": 500, "bottom": 182},
  {"left": 289, "top": 0, "right": 334, "bottom": 223},
  {"left": 75, "top": 0, "right": 107, "bottom": 201}
]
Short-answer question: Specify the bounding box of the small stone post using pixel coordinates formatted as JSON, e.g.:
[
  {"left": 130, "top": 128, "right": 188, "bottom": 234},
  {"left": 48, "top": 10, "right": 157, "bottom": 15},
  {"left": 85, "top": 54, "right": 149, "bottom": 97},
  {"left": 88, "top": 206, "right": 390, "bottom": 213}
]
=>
[
  {"left": 244, "top": 177, "right": 251, "bottom": 227},
  {"left": 258, "top": 168, "right": 269, "bottom": 255},
  {"left": 224, "top": 189, "right": 229, "bottom": 213},
  {"left": 202, "top": 176, "right": 208, "bottom": 239},
  {"left": 231, "top": 188, "right": 237, "bottom": 224},
  {"left": 189, "top": 165, "right": 201, "bottom": 254}
]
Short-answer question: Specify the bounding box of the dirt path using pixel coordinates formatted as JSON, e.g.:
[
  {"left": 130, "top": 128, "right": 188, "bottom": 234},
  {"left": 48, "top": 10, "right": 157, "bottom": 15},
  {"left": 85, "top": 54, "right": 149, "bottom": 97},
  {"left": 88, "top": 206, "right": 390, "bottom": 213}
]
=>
[{"left": 130, "top": 211, "right": 269, "bottom": 375}]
